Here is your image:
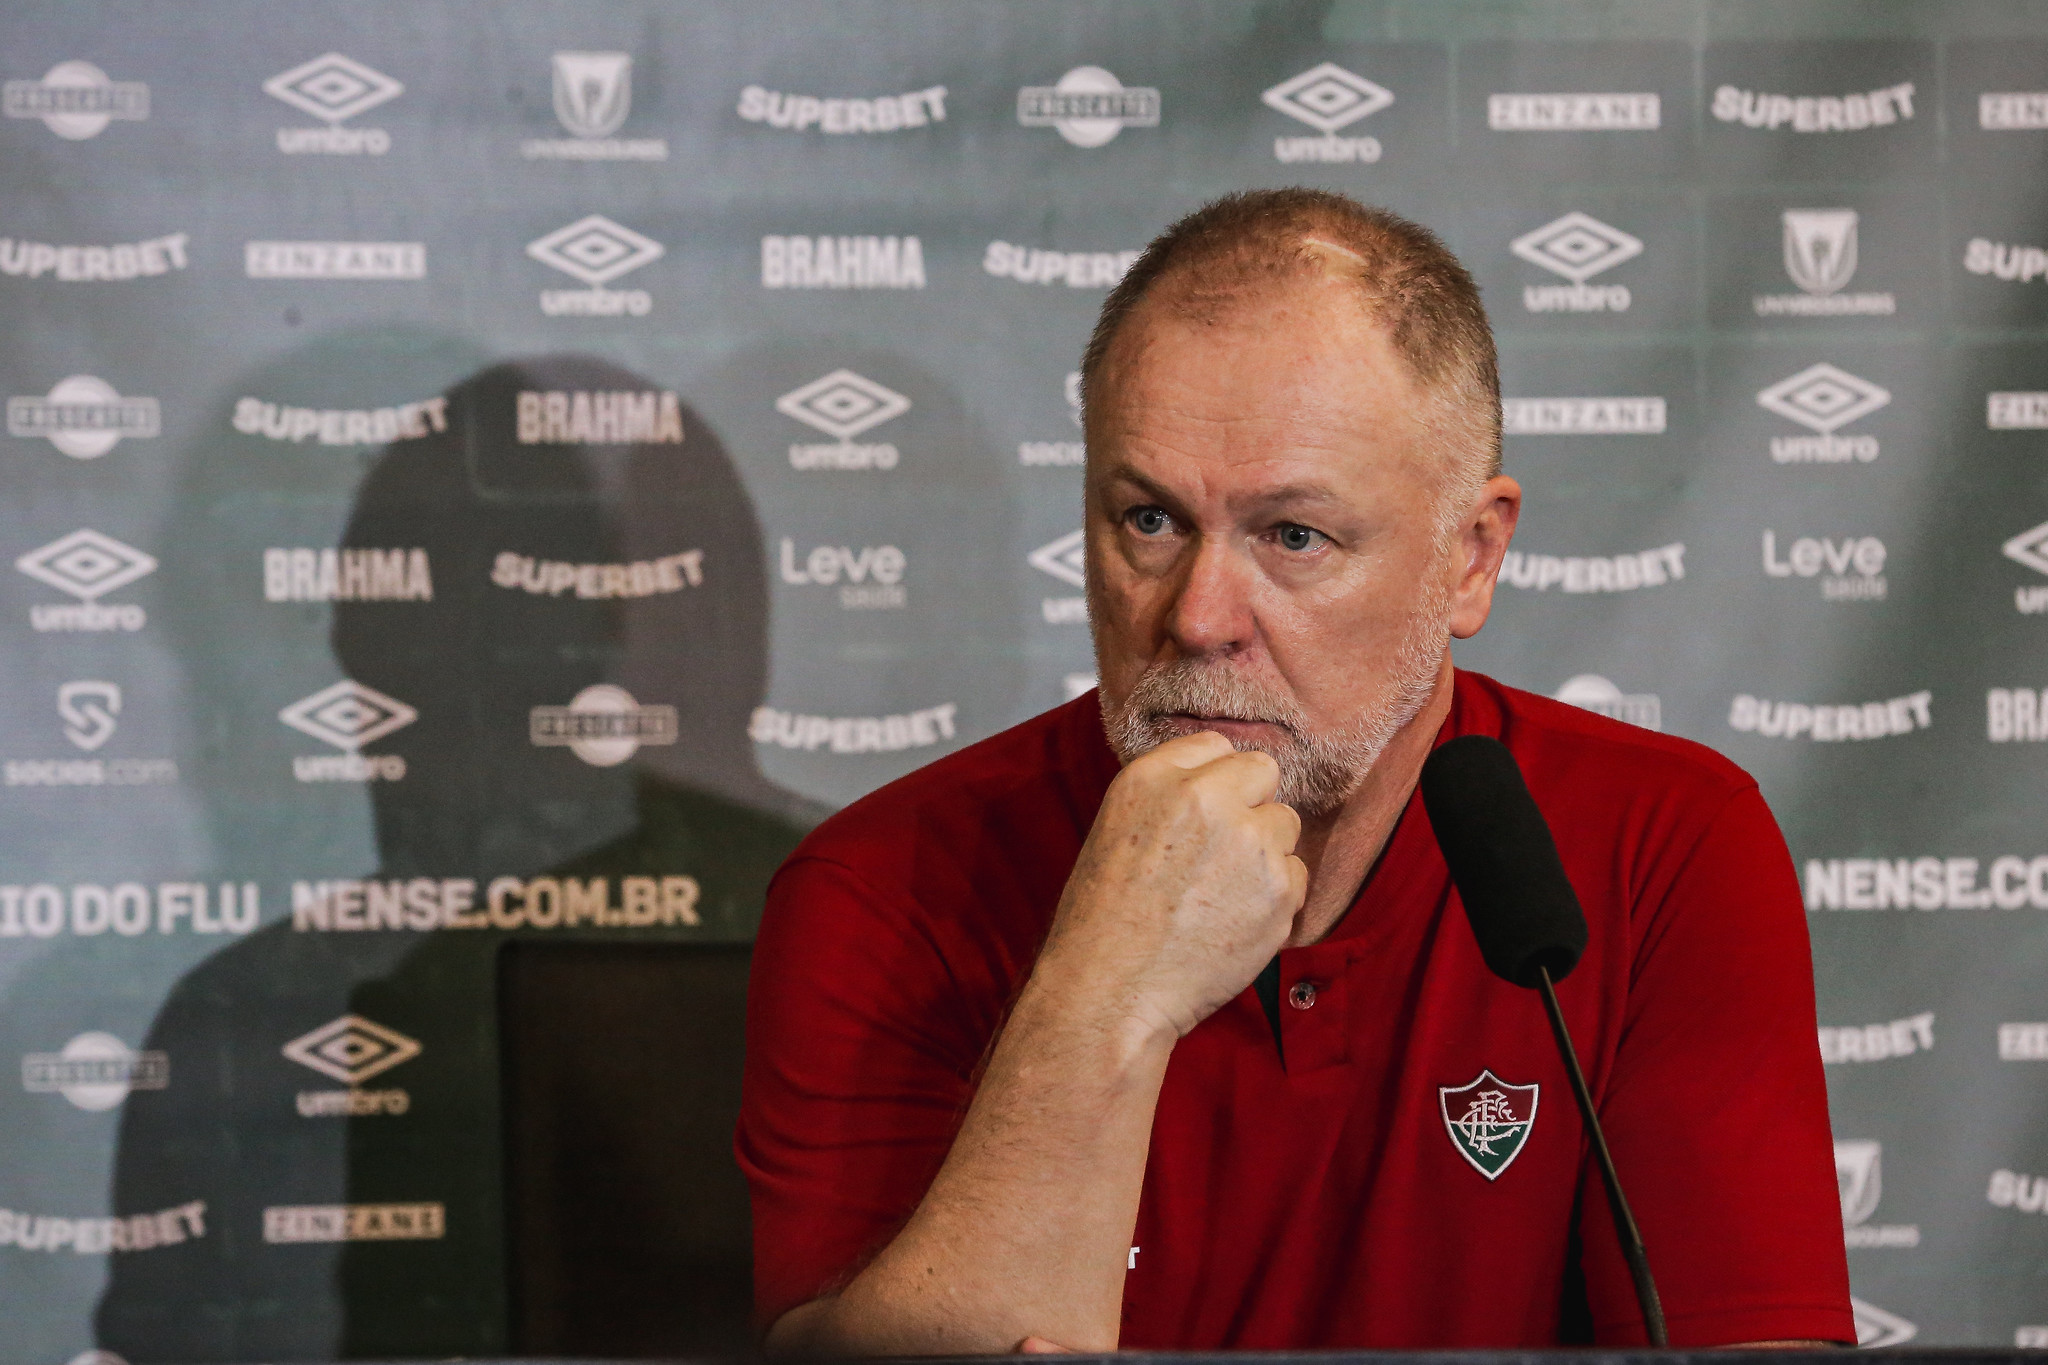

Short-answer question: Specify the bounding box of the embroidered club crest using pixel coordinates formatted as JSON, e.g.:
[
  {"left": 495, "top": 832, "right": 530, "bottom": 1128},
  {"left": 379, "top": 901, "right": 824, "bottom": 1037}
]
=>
[
  {"left": 1782, "top": 209, "right": 1859, "bottom": 297},
  {"left": 553, "top": 51, "right": 632, "bottom": 139},
  {"left": 1439, "top": 1069, "right": 1539, "bottom": 1180}
]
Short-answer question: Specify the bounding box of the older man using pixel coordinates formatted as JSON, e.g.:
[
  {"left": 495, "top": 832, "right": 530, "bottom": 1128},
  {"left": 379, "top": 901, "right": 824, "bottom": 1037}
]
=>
[{"left": 738, "top": 190, "right": 1851, "bottom": 1353}]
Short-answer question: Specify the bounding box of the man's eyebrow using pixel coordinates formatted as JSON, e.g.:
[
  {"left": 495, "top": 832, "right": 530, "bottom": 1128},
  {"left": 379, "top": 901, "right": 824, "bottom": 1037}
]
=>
[{"left": 1239, "top": 483, "right": 1348, "bottom": 513}]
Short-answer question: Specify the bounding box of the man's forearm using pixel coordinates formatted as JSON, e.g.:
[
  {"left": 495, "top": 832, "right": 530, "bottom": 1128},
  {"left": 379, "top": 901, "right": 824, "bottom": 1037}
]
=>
[{"left": 768, "top": 969, "right": 1174, "bottom": 1355}]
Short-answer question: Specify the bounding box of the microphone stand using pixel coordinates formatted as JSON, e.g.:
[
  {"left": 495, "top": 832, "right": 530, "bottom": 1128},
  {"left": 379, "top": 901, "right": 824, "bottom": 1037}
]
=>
[{"left": 1537, "top": 963, "right": 1669, "bottom": 1349}]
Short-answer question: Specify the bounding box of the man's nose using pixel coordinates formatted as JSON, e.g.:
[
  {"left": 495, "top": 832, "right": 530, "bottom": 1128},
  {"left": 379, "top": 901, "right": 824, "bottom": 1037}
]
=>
[{"left": 1163, "top": 536, "right": 1257, "bottom": 658}]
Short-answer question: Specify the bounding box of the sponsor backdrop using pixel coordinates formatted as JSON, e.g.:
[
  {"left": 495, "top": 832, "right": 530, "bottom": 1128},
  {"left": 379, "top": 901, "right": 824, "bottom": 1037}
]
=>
[{"left": 2, "top": 0, "right": 2046, "bottom": 1358}]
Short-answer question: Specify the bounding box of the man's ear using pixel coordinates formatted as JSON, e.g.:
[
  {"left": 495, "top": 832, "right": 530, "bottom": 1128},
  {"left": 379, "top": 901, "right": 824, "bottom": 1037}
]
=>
[{"left": 1447, "top": 474, "right": 1522, "bottom": 640}]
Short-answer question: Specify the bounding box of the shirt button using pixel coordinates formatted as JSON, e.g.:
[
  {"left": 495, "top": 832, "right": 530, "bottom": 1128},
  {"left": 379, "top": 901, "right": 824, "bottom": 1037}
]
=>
[{"left": 1287, "top": 981, "right": 1317, "bottom": 1010}]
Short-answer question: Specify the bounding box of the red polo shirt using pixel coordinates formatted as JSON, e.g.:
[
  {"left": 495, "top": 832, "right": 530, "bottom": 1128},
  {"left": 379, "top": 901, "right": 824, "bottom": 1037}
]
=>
[{"left": 737, "top": 670, "right": 1852, "bottom": 1348}]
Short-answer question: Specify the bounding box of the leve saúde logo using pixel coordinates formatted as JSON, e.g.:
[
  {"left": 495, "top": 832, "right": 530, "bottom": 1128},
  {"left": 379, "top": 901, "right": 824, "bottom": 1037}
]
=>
[{"left": 1439, "top": 1068, "right": 1538, "bottom": 1179}]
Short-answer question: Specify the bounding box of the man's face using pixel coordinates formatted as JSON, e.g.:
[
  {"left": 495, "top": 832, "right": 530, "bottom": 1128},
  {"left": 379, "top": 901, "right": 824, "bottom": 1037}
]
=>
[{"left": 1085, "top": 273, "right": 1481, "bottom": 813}]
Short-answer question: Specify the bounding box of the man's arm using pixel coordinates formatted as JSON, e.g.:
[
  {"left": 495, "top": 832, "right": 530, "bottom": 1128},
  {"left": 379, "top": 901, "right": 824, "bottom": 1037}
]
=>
[{"left": 767, "top": 732, "right": 1305, "bottom": 1355}]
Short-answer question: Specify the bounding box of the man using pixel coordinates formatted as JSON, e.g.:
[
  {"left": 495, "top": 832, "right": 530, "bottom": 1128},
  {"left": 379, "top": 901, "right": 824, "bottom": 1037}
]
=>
[{"left": 738, "top": 190, "right": 1852, "bottom": 1353}]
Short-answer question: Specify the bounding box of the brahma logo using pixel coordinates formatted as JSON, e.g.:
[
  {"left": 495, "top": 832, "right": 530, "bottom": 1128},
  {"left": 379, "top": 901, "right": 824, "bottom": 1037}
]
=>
[
  {"left": 264, "top": 548, "right": 433, "bottom": 602},
  {"left": 1487, "top": 91, "right": 1658, "bottom": 130},
  {"left": 523, "top": 51, "right": 665, "bottom": 160},
  {"left": 1501, "top": 397, "right": 1664, "bottom": 434},
  {"left": 1261, "top": 62, "right": 1391, "bottom": 163},
  {"left": 1819, "top": 1012, "right": 1934, "bottom": 1064},
  {"left": 16, "top": 529, "right": 156, "bottom": 632},
  {"left": 778, "top": 369, "right": 910, "bottom": 471},
  {"left": 527, "top": 214, "right": 664, "bottom": 316},
  {"left": 279, "top": 680, "right": 416, "bottom": 782},
  {"left": 1762, "top": 530, "right": 1886, "bottom": 601},
  {"left": 779, "top": 539, "right": 906, "bottom": 610},
  {"left": 0, "top": 231, "right": 188, "bottom": 281},
  {"left": 1988, "top": 687, "right": 2048, "bottom": 742},
  {"left": 1711, "top": 82, "right": 1915, "bottom": 131},
  {"left": 264, "top": 52, "right": 401, "bottom": 154},
  {"left": 1755, "top": 363, "right": 1890, "bottom": 463},
  {"left": 530, "top": 685, "right": 678, "bottom": 766},
  {"left": 4, "top": 61, "right": 148, "bottom": 139},
  {"left": 1018, "top": 67, "right": 1159, "bottom": 147},
  {"left": 2003, "top": 519, "right": 2048, "bottom": 615},
  {"left": 244, "top": 241, "right": 425, "bottom": 280},
  {"left": 1030, "top": 529, "right": 1087, "bottom": 624},
  {"left": 1835, "top": 1140, "right": 1919, "bottom": 1247},
  {"left": 22, "top": 1032, "right": 168, "bottom": 1110},
  {"left": 8, "top": 376, "right": 159, "bottom": 458},
  {"left": 763, "top": 235, "right": 925, "bottom": 289},
  {"left": 283, "top": 1014, "right": 418, "bottom": 1118},
  {"left": 1729, "top": 690, "right": 1931, "bottom": 741},
  {"left": 264, "top": 1202, "right": 443, "bottom": 1243},
  {"left": 1553, "top": 675, "right": 1660, "bottom": 731},
  {"left": 1509, "top": 212, "right": 1641, "bottom": 313},
  {"left": 1754, "top": 210, "right": 1893, "bottom": 316},
  {"left": 515, "top": 389, "right": 683, "bottom": 444}
]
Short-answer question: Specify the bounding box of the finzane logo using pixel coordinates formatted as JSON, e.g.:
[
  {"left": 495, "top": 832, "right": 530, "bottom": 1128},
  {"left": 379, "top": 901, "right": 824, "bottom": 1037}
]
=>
[
  {"left": 1501, "top": 397, "right": 1664, "bottom": 434},
  {"left": 1964, "top": 236, "right": 2048, "bottom": 285},
  {"left": 516, "top": 389, "right": 683, "bottom": 444},
  {"left": 1988, "top": 391, "right": 2048, "bottom": 429},
  {"left": 283, "top": 1014, "right": 417, "bottom": 1118},
  {"left": 763, "top": 235, "right": 925, "bottom": 290},
  {"left": 1020, "top": 372, "right": 1085, "bottom": 467},
  {"left": 22, "top": 1032, "right": 168, "bottom": 1110},
  {"left": 750, "top": 703, "right": 959, "bottom": 755},
  {"left": 1030, "top": 530, "right": 1087, "bottom": 624},
  {"left": 1499, "top": 543, "right": 1685, "bottom": 594},
  {"left": 1487, "top": 91, "right": 1659, "bottom": 131},
  {"left": 1260, "top": 62, "right": 1392, "bottom": 163},
  {"left": 0, "top": 881, "right": 259, "bottom": 938},
  {"left": 0, "top": 231, "right": 187, "bottom": 281},
  {"left": 2002, "top": 519, "right": 2048, "bottom": 615},
  {"left": 491, "top": 549, "right": 703, "bottom": 600},
  {"left": 527, "top": 214, "right": 663, "bottom": 316},
  {"left": 8, "top": 376, "right": 159, "bottom": 458},
  {"left": 530, "top": 685, "right": 678, "bottom": 766},
  {"left": 1755, "top": 210, "right": 1894, "bottom": 316},
  {"left": 264, "top": 52, "right": 401, "bottom": 154},
  {"left": 288, "top": 874, "right": 700, "bottom": 932},
  {"left": 279, "top": 679, "right": 416, "bottom": 782},
  {"left": 1755, "top": 362, "right": 1890, "bottom": 464},
  {"left": 234, "top": 394, "right": 447, "bottom": 446},
  {"left": 523, "top": 51, "right": 666, "bottom": 161},
  {"left": 1981, "top": 91, "right": 2048, "bottom": 130},
  {"left": 779, "top": 538, "right": 905, "bottom": 610},
  {"left": 737, "top": 83, "right": 947, "bottom": 134},
  {"left": 1988, "top": 1169, "right": 2048, "bottom": 1217},
  {"left": 1018, "top": 67, "right": 1159, "bottom": 147},
  {"left": 1438, "top": 1069, "right": 1537, "bottom": 1180},
  {"left": 5, "top": 680, "right": 178, "bottom": 789},
  {"left": 984, "top": 241, "right": 1139, "bottom": 288},
  {"left": 777, "top": 369, "right": 910, "bottom": 471},
  {"left": 1552, "top": 675, "right": 1660, "bottom": 731},
  {"left": 2000, "top": 1023, "right": 2048, "bottom": 1060},
  {"left": 265, "top": 1203, "right": 443, "bottom": 1243},
  {"left": 4, "top": 61, "right": 148, "bottom": 139},
  {"left": 16, "top": 528, "right": 156, "bottom": 632},
  {"left": 0, "top": 1201, "right": 206, "bottom": 1255},
  {"left": 264, "top": 548, "right": 432, "bottom": 603},
  {"left": 245, "top": 241, "right": 425, "bottom": 281},
  {"left": 1988, "top": 687, "right": 2048, "bottom": 742},
  {"left": 1508, "top": 212, "right": 1642, "bottom": 313},
  {"left": 1836, "top": 1140, "right": 1919, "bottom": 1248},
  {"left": 1820, "top": 1012, "right": 1935, "bottom": 1064},
  {"left": 1728, "top": 690, "right": 1930, "bottom": 742},
  {"left": 1762, "top": 530, "right": 1886, "bottom": 601},
  {"left": 1804, "top": 855, "right": 2048, "bottom": 911},
  {"left": 1711, "top": 81, "right": 1916, "bottom": 131}
]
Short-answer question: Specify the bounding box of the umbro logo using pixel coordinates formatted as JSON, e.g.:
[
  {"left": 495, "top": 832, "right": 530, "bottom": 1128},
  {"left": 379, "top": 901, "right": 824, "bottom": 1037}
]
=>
[
  {"left": 282, "top": 1014, "right": 421, "bottom": 1085},
  {"left": 527, "top": 214, "right": 663, "bottom": 317},
  {"left": 279, "top": 680, "right": 416, "bottom": 782},
  {"left": 1030, "top": 530, "right": 1087, "bottom": 625},
  {"left": 1756, "top": 363, "right": 1889, "bottom": 465},
  {"left": 16, "top": 529, "right": 156, "bottom": 632},
  {"left": 2005, "top": 519, "right": 2048, "bottom": 577},
  {"left": 265, "top": 53, "right": 402, "bottom": 155},
  {"left": 1511, "top": 212, "right": 1641, "bottom": 314},
  {"left": 1756, "top": 209, "right": 1893, "bottom": 317},
  {"left": 1262, "top": 62, "right": 1391, "bottom": 164},
  {"left": 779, "top": 370, "right": 911, "bottom": 471}
]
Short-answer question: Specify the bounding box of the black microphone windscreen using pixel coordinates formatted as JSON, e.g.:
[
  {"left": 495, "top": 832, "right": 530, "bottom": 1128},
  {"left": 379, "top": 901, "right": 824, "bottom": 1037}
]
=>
[{"left": 1419, "top": 735, "right": 1588, "bottom": 988}]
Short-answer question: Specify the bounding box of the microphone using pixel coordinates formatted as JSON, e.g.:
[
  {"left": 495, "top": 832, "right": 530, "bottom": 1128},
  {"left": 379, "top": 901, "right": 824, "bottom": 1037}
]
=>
[{"left": 1420, "top": 735, "right": 1668, "bottom": 1348}]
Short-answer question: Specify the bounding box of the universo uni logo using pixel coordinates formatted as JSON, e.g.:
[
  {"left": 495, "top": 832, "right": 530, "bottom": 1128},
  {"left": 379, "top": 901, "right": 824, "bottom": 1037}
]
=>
[
  {"left": 1754, "top": 209, "right": 1894, "bottom": 317},
  {"left": 1509, "top": 212, "right": 1642, "bottom": 313},
  {"left": 1755, "top": 362, "right": 1890, "bottom": 464},
  {"left": 8, "top": 375, "right": 159, "bottom": 458},
  {"left": 22, "top": 1032, "right": 168, "bottom": 1111},
  {"left": 530, "top": 685, "right": 678, "bottom": 766},
  {"left": 15, "top": 528, "right": 157, "bottom": 632},
  {"left": 1261, "top": 62, "right": 1392, "bottom": 163},
  {"left": 1835, "top": 1139, "right": 1919, "bottom": 1248},
  {"left": 264, "top": 52, "right": 402, "bottom": 154},
  {"left": 279, "top": 679, "right": 416, "bottom": 782},
  {"left": 523, "top": 51, "right": 666, "bottom": 161},
  {"left": 778, "top": 369, "right": 910, "bottom": 470},
  {"left": 527, "top": 213, "right": 663, "bottom": 316},
  {"left": 1018, "top": 67, "right": 1158, "bottom": 147},
  {"left": 4, "top": 61, "right": 147, "bottom": 139}
]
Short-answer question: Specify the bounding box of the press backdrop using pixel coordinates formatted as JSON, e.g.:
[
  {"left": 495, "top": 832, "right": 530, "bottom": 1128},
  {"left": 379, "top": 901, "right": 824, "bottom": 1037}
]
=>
[{"left": 3, "top": 0, "right": 2047, "bottom": 1359}]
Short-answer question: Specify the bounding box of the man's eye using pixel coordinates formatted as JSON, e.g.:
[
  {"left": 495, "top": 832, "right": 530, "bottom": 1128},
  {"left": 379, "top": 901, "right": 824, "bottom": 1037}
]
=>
[
  {"left": 1128, "top": 506, "right": 1172, "bottom": 536},
  {"left": 1275, "top": 523, "right": 1324, "bottom": 552}
]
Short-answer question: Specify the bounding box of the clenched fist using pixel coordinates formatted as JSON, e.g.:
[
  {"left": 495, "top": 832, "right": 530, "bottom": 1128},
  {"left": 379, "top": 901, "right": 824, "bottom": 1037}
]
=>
[{"left": 1035, "top": 731, "right": 1309, "bottom": 1043}]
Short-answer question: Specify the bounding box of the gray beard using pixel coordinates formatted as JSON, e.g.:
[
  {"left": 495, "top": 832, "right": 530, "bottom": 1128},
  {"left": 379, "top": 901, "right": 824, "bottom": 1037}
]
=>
[{"left": 1099, "top": 594, "right": 1448, "bottom": 816}]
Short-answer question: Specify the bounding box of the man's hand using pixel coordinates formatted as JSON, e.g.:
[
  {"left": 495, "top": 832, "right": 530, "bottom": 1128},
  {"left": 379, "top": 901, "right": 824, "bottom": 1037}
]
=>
[{"left": 1036, "top": 731, "right": 1309, "bottom": 1043}]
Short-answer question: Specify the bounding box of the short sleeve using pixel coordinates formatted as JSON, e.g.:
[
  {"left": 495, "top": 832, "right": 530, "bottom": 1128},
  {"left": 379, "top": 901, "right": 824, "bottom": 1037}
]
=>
[
  {"left": 1580, "top": 785, "right": 1855, "bottom": 1346},
  {"left": 735, "top": 855, "right": 985, "bottom": 1331}
]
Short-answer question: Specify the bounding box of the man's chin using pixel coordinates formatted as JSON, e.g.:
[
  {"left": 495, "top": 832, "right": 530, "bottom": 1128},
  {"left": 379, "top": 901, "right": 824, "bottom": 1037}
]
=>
[{"left": 1150, "top": 713, "right": 1296, "bottom": 749}]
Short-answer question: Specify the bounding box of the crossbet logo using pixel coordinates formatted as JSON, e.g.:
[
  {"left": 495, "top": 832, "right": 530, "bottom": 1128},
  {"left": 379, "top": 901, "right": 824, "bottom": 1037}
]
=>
[
  {"left": 1988, "top": 391, "right": 2048, "bottom": 429},
  {"left": 264, "top": 547, "right": 432, "bottom": 603},
  {"left": 8, "top": 376, "right": 159, "bottom": 458},
  {"left": 1988, "top": 1168, "right": 2048, "bottom": 1217},
  {"left": 1501, "top": 397, "right": 1664, "bottom": 434},
  {"left": 778, "top": 369, "right": 909, "bottom": 471},
  {"left": 6, "top": 681, "right": 176, "bottom": 789},
  {"left": 1021, "top": 372, "right": 1085, "bottom": 467},
  {"left": 516, "top": 389, "right": 683, "bottom": 444},
  {"left": 0, "top": 880, "right": 258, "bottom": 937},
  {"left": 779, "top": 539, "right": 906, "bottom": 610},
  {"left": 1754, "top": 210, "right": 1894, "bottom": 316},
  {"left": 523, "top": 51, "right": 666, "bottom": 161},
  {"left": 235, "top": 394, "right": 447, "bottom": 446},
  {"left": 1487, "top": 90, "right": 1659, "bottom": 131},
  {"left": 737, "top": 83, "right": 948, "bottom": 134},
  {"left": 492, "top": 548, "right": 704, "bottom": 600},
  {"left": 1712, "top": 81, "right": 1916, "bottom": 132},
  {"left": 283, "top": 1014, "right": 418, "bottom": 1118},
  {"left": 1989, "top": 687, "right": 2048, "bottom": 742},
  {"left": 763, "top": 235, "right": 925, "bottom": 290},
  {"left": 1852, "top": 1298, "right": 1917, "bottom": 1348},
  {"left": 1552, "top": 675, "right": 1660, "bottom": 731},
  {"left": 1762, "top": 530, "right": 1886, "bottom": 601},
  {"left": 279, "top": 679, "right": 416, "bottom": 783},
  {"left": 16, "top": 528, "right": 156, "bottom": 632},
  {"left": 264, "top": 52, "right": 401, "bottom": 154},
  {"left": 1755, "top": 362, "right": 1889, "bottom": 464},
  {"left": 1729, "top": 690, "right": 1931, "bottom": 742},
  {"left": 1499, "top": 543, "right": 1685, "bottom": 594},
  {"left": 984, "top": 241, "right": 1139, "bottom": 288},
  {"left": 1836, "top": 1140, "right": 1919, "bottom": 1248},
  {"left": 1982, "top": 91, "right": 2048, "bottom": 130},
  {"left": 2001, "top": 1022, "right": 2048, "bottom": 1060},
  {"left": 530, "top": 684, "right": 678, "bottom": 767},
  {"left": 527, "top": 214, "right": 663, "bottom": 317},
  {"left": 1820, "top": 1012, "right": 1934, "bottom": 1064},
  {"left": 0, "top": 231, "right": 188, "bottom": 282},
  {"left": 1509, "top": 211, "right": 1641, "bottom": 313},
  {"left": 1030, "top": 529, "right": 1087, "bottom": 624},
  {"left": 264, "top": 1202, "right": 444, "bottom": 1243},
  {"left": 751, "top": 703, "right": 960, "bottom": 755},
  {"left": 1964, "top": 236, "right": 2048, "bottom": 285},
  {"left": 22, "top": 1032, "right": 168, "bottom": 1111},
  {"left": 2002, "top": 519, "right": 2048, "bottom": 615},
  {"left": 1804, "top": 854, "right": 2048, "bottom": 911},
  {"left": 1261, "top": 62, "right": 1391, "bottom": 163},
  {"left": 4, "top": 61, "right": 148, "bottom": 139},
  {"left": 245, "top": 240, "right": 425, "bottom": 281},
  {"left": 1018, "top": 67, "right": 1159, "bottom": 148}
]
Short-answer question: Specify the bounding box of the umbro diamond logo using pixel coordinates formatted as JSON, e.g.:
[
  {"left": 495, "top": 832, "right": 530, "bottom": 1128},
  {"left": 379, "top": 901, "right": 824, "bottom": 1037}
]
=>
[
  {"left": 777, "top": 370, "right": 911, "bottom": 442},
  {"left": 1511, "top": 212, "right": 1642, "bottom": 284},
  {"left": 282, "top": 1015, "right": 421, "bottom": 1085},
  {"left": 279, "top": 680, "right": 417, "bottom": 753},
  {"left": 1261, "top": 63, "right": 1394, "bottom": 133},
  {"left": 527, "top": 214, "right": 664, "bottom": 287},
  {"left": 264, "top": 53, "right": 402, "bottom": 124},
  {"left": 1756, "top": 363, "right": 1891, "bottom": 435},
  {"left": 16, "top": 529, "right": 157, "bottom": 600},
  {"left": 1029, "top": 530, "right": 1087, "bottom": 589},
  {"left": 2005, "top": 520, "right": 2048, "bottom": 577}
]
